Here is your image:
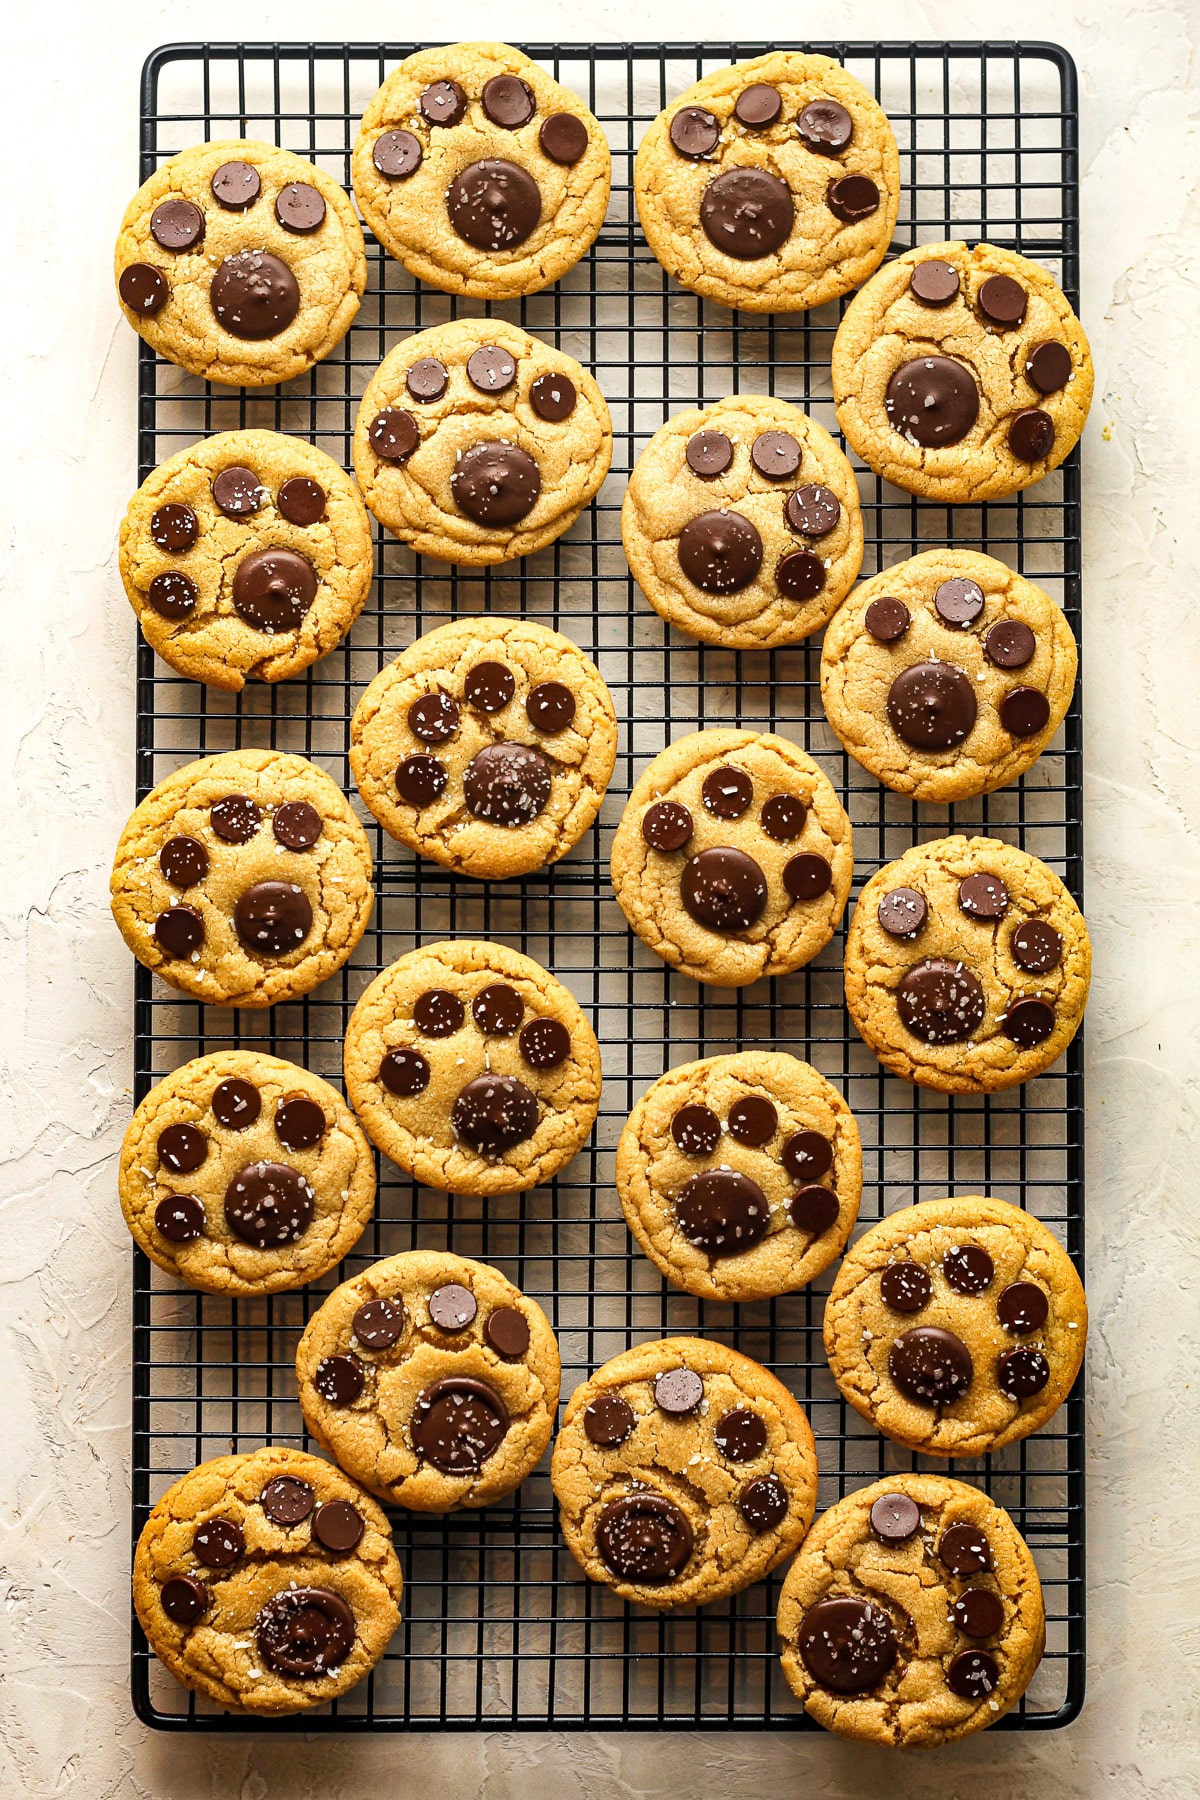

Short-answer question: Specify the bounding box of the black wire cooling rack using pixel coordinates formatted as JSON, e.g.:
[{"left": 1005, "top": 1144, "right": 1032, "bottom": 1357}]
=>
[{"left": 130, "top": 40, "right": 1085, "bottom": 1731}]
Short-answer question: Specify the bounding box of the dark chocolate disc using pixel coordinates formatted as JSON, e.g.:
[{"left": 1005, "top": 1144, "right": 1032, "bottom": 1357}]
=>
[
  {"left": 680, "top": 846, "right": 767, "bottom": 931},
  {"left": 686, "top": 430, "right": 734, "bottom": 478},
  {"left": 462, "top": 743, "right": 551, "bottom": 826},
  {"left": 653, "top": 1369, "right": 704, "bottom": 1416},
  {"left": 159, "top": 835, "right": 208, "bottom": 888},
  {"left": 161, "top": 1574, "right": 208, "bottom": 1624},
  {"left": 394, "top": 754, "right": 447, "bottom": 807},
  {"left": 519, "top": 1017, "right": 571, "bottom": 1070},
  {"left": 669, "top": 106, "right": 720, "bottom": 158},
  {"left": 897, "top": 957, "right": 986, "bottom": 1044},
  {"left": 735, "top": 84, "right": 782, "bottom": 128},
  {"left": 713, "top": 1408, "right": 767, "bottom": 1461},
  {"left": 674, "top": 1169, "right": 770, "bottom": 1256},
  {"left": 406, "top": 357, "right": 448, "bottom": 402},
  {"left": 451, "top": 1074, "right": 539, "bottom": 1154},
  {"left": 447, "top": 160, "right": 541, "bottom": 251},
  {"left": 783, "top": 853, "right": 833, "bottom": 902},
  {"left": 826, "top": 175, "right": 880, "bottom": 223},
  {"left": 256, "top": 1586, "right": 354, "bottom": 1678},
  {"left": 353, "top": 1296, "right": 405, "bottom": 1349},
  {"left": 887, "top": 661, "right": 977, "bottom": 750},
  {"left": 150, "top": 503, "right": 198, "bottom": 552},
  {"left": 408, "top": 691, "right": 460, "bottom": 743},
  {"left": 369, "top": 408, "right": 420, "bottom": 463},
  {"left": 233, "top": 880, "right": 312, "bottom": 956},
  {"left": 1003, "top": 996, "right": 1056, "bottom": 1048},
  {"left": 978, "top": 273, "right": 1027, "bottom": 328},
  {"left": 154, "top": 1193, "right": 205, "bottom": 1243},
  {"left": 119, "top": 263, "right": 169, "bottom": 315},
  {"left": 1011, "top": 920, "right": 1062, "bottom": 973},
  {"left": 276, "top": 477, "right": 325, "bottom": 526},
  {"left": 413, "top": 989, "right": 465, "bottom": 1036},
  {"left": 781, "top": 1130, "right": 832, "bottom": 1181},
  {"left": 951, "top": 1586, "right": 1006, "bottom": 1638},
  {"left": 420, "top": 80, "right": 467, "bottom": 126},
  {"left": 751, "top": 431, "right": 801, "bottom": 479},
  {"left": 529, "top": 373, "right": 577, "bottom": 422},
  {"left": 939, "top": 1522, "right": 992, "bottom": 1575},
  {"left": 865, "top": 596, "right": 910, "bottom": 642},
  {"left": 943, "top": 1243, "right": 995, "bottom": 1294},
  {"left": 1007, "top": 408, "right": 1055, "bottom": 463},
  {"left": 464, "top": 661, "right": 516, "bottom": 712},
  {"left": 946, "top": 1648, "right": 1000, "bottom": 1699},
  {"left": 526, "top": 680, "right": 575, "bottom": 732},
  {"left": 596, "top": 1494, "right": 693, "bottom": 1583},
  {"left": 259, "top": 1475, "right": 316, "bottom": 1525},
  {"left": 210, "top": 793, "right": 262, "bottom": 843},
  {"left": 984, "top": 619, "right": 1036, "bottom": 669},
  {"left": 151, "top": 198, "right": 205, "bottom": 251},
  {"left": 583, "top": 1394, "right": 635, "bottom": 1447},
  {"left": 877, "top": 886, "right": 927, "bottom": 937},
  {"left": 411, "top": 1376, "right": 508, "bottom": 1473},
  {"left": 193, "top": 1514, "right": 245, "bottom": 1567},
  {"left": 880, "top": 1260, "right": 932, "bottom": 1313},
  {"left": 671, "top": 1104, "right": 721, "bottom": 1156},
  {"left": 147, "top": 571, "right": 196, "bottom": 618},
  {"left": 798, "top": 1596, "right": 897, "bottom": 1694},
  {"left": 870, "top": 1491, "right": 920, "bottom": 1542},
  {"left": 153, "top": 904, "right": 204, "bottom": 958},
  {"left": 373, "top": 130, "right": 422, "bottom": 178},
  {"left": 472, "top": 983, "right": 524, "bottom": 1036},
  {"left": 999, "top": 686, "right": 1052, "bottom": 737},
  {"left": 451, "top": 441, "right": 541, "bottom": 525},
  {"left": 958, "top": 873, "right": 1009, "bottom": 920},
  {"left": 728, "top": 1095, "right": 777, "bottom": 1145},
  {"left": 272, "top": 800, "right": 322, "bottom": 851},
  {"left": 796, "top": 98, "right": 853, "bottom": 154},
  {"left": 224, "top": 1161, "right": 314, "bottom": 1248},
  {"left": 885, "top": 356, "right": 979, "bottom": 447},
  {"left": 789, "top": 1185, "right": 839, "bottom": 1235},
  {"left": 157, "top": 1122, "right": 207, "bottom": 1174},
  {"left": 539, "top": 112, "right": 588, "bottom": 165},
  {"left": 760, "top": 794, "right": 805, "bottom": 842},
  {"left": 210, "top": 250, "right": 299, "bottom": 339},
  {"left": 996, "top": 1346, "right": 1051, "bottom": 1399},
  {"left": 909, "top": 259, "right": 960, "bottom": 305},
  {"left": 428, "top": 1284, "right": 476, "bottom": 1331},
  {"left": 997, "top": 1281, "right": 1050, "bottom": 1334},
  {"left": 1025, "top": 340, "right": 1072, "bottom": 394},
  {"left": 210, "top": 161, "right": 260, "bottom": 209},
  {"left": 934, "top": 576, "right": 985, "bottom": 627},
  {"left": 481, "top": 74, "right": 535, "bottom": 128},
  {"left": 275, "top": 182, "right": 325, "bottom": 234},
  {"left": 275, "top": 1096, "right": 326, "bottom": 1152},
  {"left": 702, "top": 765, "right": 753, "bottom": 819},
  {"left": 785, "top": 484, "right": 841, "bottom": 539},
  {"left": 212, "top": 465, "right": 265, "bottom": 516},
  {"left": 232, "top": 547, "right": 317, "bottom": 634},
  {"left": 642, "top": 801, "right": 693, "bottom": 852},
  {"left": 888, "top": 1326, "right": 974, "bottom": 1405},
  {"left": 466, "top": 344, "right": 517, "bottom": 394},
  {"left": 314, "top": 1353, "right": 364, "bottom": 1405},
  {"left": 678, "top": 509, "right": 763, "bottom": 593},
  {"left": 776, "top": 550, "right": 825, "bottom": 601},
  {"left": 484, "top": 1306, "right": 530, "bottom": 1359},
  {"left": 700, "top": 169, "right": 793, "bottom": 259},
  {"left": 380, "top": 1046, "right": 430, "bottom": 1097},
  {"left": 312, "top": 1500, "right": 365, "bottom": 1553},
  {"left": 739, "top": 1474, "right": 789, "bottom": 1533}
]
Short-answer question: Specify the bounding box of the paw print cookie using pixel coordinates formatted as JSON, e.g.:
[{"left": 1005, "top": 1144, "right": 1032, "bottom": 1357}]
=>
[
  {"left": 621, "top": 395, "right": 863, "bottom": 649},
  {"left": 133, "top": 1446, "right": 402, "bottom": 1716},
  {"left": 114, "top": 140, "right": 366, "bottom": 387},
  {"left": 109, "top": 749, "right": 373, "bottom": 1008},
  {"left": 824, "top": 1197, "right": 1087, "bottom": 1458},
  {"left": 777, "top": 1474, "right": 1045, "bottom": 1747},
  {"left": 119, "top": 430, "right": 372, "bottom": 691},
  {"left": 350, "top": 617, "right": 617, "bottom": 880},
  {"left": 616, "top": 1053, "right": 862, "bottom": 1301},
  {"left": 353, "top": 319, "right": 611, "bottom": 566},
  {"left": 610, "top": 729, "right": 854, "bottom": 988},
  {"left": 844, "top": 836, "right": 1091, "bottom": 1093},
  {"left": 820, "top": 549, "right": 1078, "bottom": 801},
  {"left": 634, "top": 52, "right": 899, "bottom": 315},
  {"left": 343, "top": 940, "right": 602, "bottom": 1195},
  {"left": 832, "top": 242, "right": 1094, "bottom": 502},
  {"left": 297, "top": 1251, "right": 561, "bottom": 1512},
  {"left": 551, "top": 1337, "right": 818, "bottom": 1609},
  {"left": 352, "top": 42, "right": 610, "bottom": 300},
  {"left": 118, "top": 1052, "right": 375, "bottom": 1297}
]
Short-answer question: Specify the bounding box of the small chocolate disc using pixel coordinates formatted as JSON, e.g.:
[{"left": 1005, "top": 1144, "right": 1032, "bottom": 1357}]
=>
[
  {"left": 997, "top": 1281, "right": 1050, "bottom": 1334},
  {"left": 119, "top": 263, "right": 169, "bottom": 315},
  {"left": 686, "top": 430, "right": 734, "bottom": 478},
  {"left": 353, "top": 1296, "right": 405, "bottom": 1349},
  {"left": 147, "top": 571, "right": 197, "bottom": 618},
  {"left": 466, "top": 344, "right": 517, "bottom": 394},
  {"left": 232, "top": 547, "right": 317, "bottom": 634},
  {"left": 529, "top": 373, "right": 577, "bottom": 422},
  {"left": 395, "top": 754, "right": 448, "bottom": 807},
  {"left": 934, "top": 576, "right": 985, "bottom": 627},
  {"left": 406, "top": 357, "right": 448, "bottom": 402},
  {"left": 314, "top": 1353, "right": 364, "bottom": 1406},
  {"left": 312, "top": 1499, "right": 365, "bottom": 1553},
  {"left": 878, "top": 886, "right": 927, "bottom": 938},
  {"left": 735, "top": 84, "right": 782, "bottom": 128},
  {"left": 887, "top": 662, "right": 977, "bottom": 750},
  {"left": 212, "top": 465, "right": 265, "bottom": 516},
  {"left": 642, "top": 801, "right": 693, "bottom": 852},
  {"left": 782, "top": 1130, "right": 832, "bottom": 1181},
  {"left": 161, "top": 1574, "right": 208, "bottom": 1624},
  {"left": 420, "top": 79, "right": 467, "bottom": 126},
  {"left": 157, "top": 1122, "right": 207, "bottom": 1174},
  {"left": 448, "top": 160, "right": 541, "bottom": 251},
  {"left": 154, "top": 904, "right": 204, "bottom": 958},
  {"left": 539, "top": 113, "right": 589, "bottom": 165},
  {"left": 413, "top": 989, "right": 465, "bottom": 1036},
  {"left": 257, "top": 1586, "right": 354, "bottom": 1678},
  {"left": 409, "top": 691, "right": 460, "bottom": 743},
  {"left": 210, "top": 250, "right": 299, "bottom": 340},
  {"left": 669, "top": 106, "right": 720, "bottom": 158},
  {"left": 1011, "top": 920, "right": 1062, "bottom": 973},
  {"left": 1026, "top": 340, "right": 1072, "bottom": 394},
  {"left": 728, "top": 1095, "right": 777, "bottom": 1146},
  {"left": 671, "top": 1104, "right": 721, "bottom": 1157},
  {"left": 880, "top": 1260, "right": 932, "bottom": 1313},
  {"left": 897, "top": 958, "right": 986, "bottom": 1044},
  {"left": 233, "top": 880, "right": 312, "bottom": 956},
  {"left": 584, "top": 1394, "right": 635, "bottom": 1447},
  {"left": 481, "top": 74, "right": 536, "bottom": 128},
  {"left": 958, "top": 873, "right": 1009, "bottom": 920},
  {"left": 984, "top": 619, "right": 1036, "bottom": 668},
  {"left": 260, "top": 1475, "right": 316, "bottom": 1525},
  {"left": 943, "top": 1243, "right": 995, "bottom": 1295},
  {"left": 865, "top": 596, "right": 910, "bottom": 642},
  {"left": 783, "top": 852, "right": 833, "bottom": 902},
  {"left": 885, "top": 356, "right": 980, "bottom": 447},
  {"left": 798, "top": 1595, "right": 897, "bottom": 1694},
  {"left": 751, "top": 431, "right": 801, "bottom": 479},
  {"left": 674, "top": 1168, "right": 770, "bottom": 1256},
  {"left": 374, "top": 130, "right": 422, "bottom": 179},
  {"left": 159, "top": 835, "right": 208, "bottom": 889},
  {"left": 210, "top": 793, "right": 262, "bottom": 844},
  {"left": 678, "top": 510, "right": 763, "bottom": 593},
  {"left": 946, "top": 1648, "right": 1000, "bottom": 1699},
  {"left": 380, "top": 1046, "right": 430, "bottom": 1097},
  {"left": 760, "top": 793, "right": 805, "bottom": 842},
  {"left": 702, "top": 765, "right": 753, "bottom": 819},
  {"left": 789, "top": 1186, "right": 839, "bottom": 1235},
  {"left": 411, "top": 1376, "right": 509, "bottom": 1473},
  {"left": 484, "top": 1306, "right": 530, "bottom": 1359},
  {"left": 186, "top": 1517, "right": 243, "bottom": 1574},
  {"left": 939, "top": 1523, "right": 992, "bottom": 1575},
  {"left": 275, "top": 1096, "right": 326, "bottom": 1152},
  {"left": 596, "top": 1494, "right": 693, "bottom": 1583},
  {"left": 519, "top": 1017, "right": 571, "bottom": 1070},
  {"left": 451, "top": 1073, "right": 539, "bottom": 1155},
  {"left": 796, "top": 98, "right": 853, "bottom": 155},
  {"left": 451, "top": 441, "right": 541, "bottom": 525},
  {"left": 700, "top": 168, "right": 793, "bottom": 258},
  {"left": 211, "top": 161, "right": 261, "bottom": 209},
  {"left": 680, "top": 846, "right": 767, "bottom": 931},
  {"left": 154, "top": 1193, "right": 205, "bottom": 1243},
  {"left": 870, "top": 1491, "right": 920, "bottom": 1542},
  {"left": 909, "top": 259, "right": 960, "bottom": 306},
  {"left": 889, "top": 1326, "right": 974, "bottom": 1405},
  {"left": 150, "top": 503, "right": 198, "bottom": 552},
  {"left": 714, "top": 1408, "right": 767, "bottom": 1462},
  {"left": 225, "top": 1161, "right": 314, "bottom": 1248},
  {"left": 785, "top": 484, "right": 841, "bottom": 539},
  {"left": 775, "top": 550, "right": 825, "bottom": 602},
  {"left": 978, "top": 273, "right": 1027, "bottom": 328},
  {"left": 826, "top": 175, "right": 880, "bottom": 222},
  {"left": 953, "top": 1587, "right": 1005, "bottom": 1639},
  {"left": 464, "top": 661, "right": 516, "bottom": 712},
  {"left": 654, "top": 1368, "right": 704, "bottom": 1416},
  {"left": 272, "top": 800, "right": 322, "bottom": 851},
  {"left": 150, "top": 198, "right": 205, "bottom": 252},
  {"left": 739, "top": 1474, "right": 789, "bottom": 1533},
  {"left": 1003, "top": 996, "right": 1056, "bottom": 1048},
  {"left": 276, "top": 477, "right": 326, "bottom": 526},
  {"left": 462, "top": 743, "right": 551, "bottom": 826},
  {"left": 369, "top": 408, "right": 420, "bottom": 463},
  {"left": 275, "top": 182, "right": 326, "bottom": 234},
  {"left": 999, "top": 685, "right": 1052, "bottom": 736},
  {"left": 428, "top": 1284, "right": 477, "bottom": 1331},
  {"left": 472, "top": 983, "right": 524, "bottom": 1036},
  {"left": 526, "top": 680, "right": 575, "bottom": 732},
  {"left": 1008, "top": 408, "right": 1055, "bottom": 463}
]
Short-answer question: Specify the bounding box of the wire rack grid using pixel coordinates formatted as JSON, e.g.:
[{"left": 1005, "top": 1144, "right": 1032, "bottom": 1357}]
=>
[{"left": 130, "top": 40, "right": 1084, "bottom": 1732}]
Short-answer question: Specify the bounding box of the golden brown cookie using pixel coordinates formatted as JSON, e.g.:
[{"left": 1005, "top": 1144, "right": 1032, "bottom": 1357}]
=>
[
  {"left": 352, "top": 43, "right": 610, "bottom": 299},
  {"left": 353, "top": 318, "right": 611, "bottom": 565},
  {"left": 616, "top": 1053, "right": 862, "bottom": 1301},
  {"left": 350, "top": 617, "right": 616, "bottom": 880},
  {"left": 551, "top": 1336, "right": 817, "bottom": 1609},
  {"left": 820, "top": 549, "right": 1077, "bottom": 801},
  {"left": 114, "top": 140, "right": 366, "bottom": 387},
  {"left": 634, "top": 53, "right": 899, "bottom": 314},
  {"left": 133, "top": 1446, "right": 401, "bottom": 1716},
  {"left": 622, "top": 395, "right": 863, "bottom": 648},
  {"left": 109, "top": 749, "right": 373, "bottom": 1008},
  {"left": 823, "top": 1197, "right": 1086, "bottom": 1458},
  {"left": 777, "top": 1473, "right": 1045, "bottom": 1747},
  {"left": 832, "top": 241, "right": 1093, "bottom": 502},
  {"left": 843, "top": 835, "right": 1090, "bottom": 1093},
  {"left": 610, "top": 729, "right": 853, "bottom": 988},
  {"left": 118, "top": 1052, "right": 375, "bottom": 1297},
  {"left": 119, "top": 430, "right": 372, "bottom": 691},
  {"left": 296, "top": 1250, "right": 560, "bottom": 1512},
  {"left": 343, "top": 940, "right": 601, "bottom": 1195}
]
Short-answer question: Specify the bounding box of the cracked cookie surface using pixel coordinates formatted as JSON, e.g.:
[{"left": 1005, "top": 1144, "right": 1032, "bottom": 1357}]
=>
[
  {"left": 832, "top": 241, "right": 1093, "bottom": 503},
  {"left": 352, "top": 42, "right": 610, "bottom": 300},
  {"left": 843, "top": 835, "right": 1090, "bottom": 1093},
  {"left": 622, "top": 395, "right": 863, "bottom": 648},
  {"left": 133, "top": 1446, "right": 402, "bottom": 1715},
  {"left": 297, "top": 1250, "right": 561, "bottom": 1511},
  {"left": 115, "top": 140, "right": 366, "bottom": 387},
  {"left": 119, "top": 1051, "right": 375, "bottom": 1296},
  {"left": 610, "top": 729, "right": 853, "bottom": 988},
  {"left": 110, "top": 749, "right": 374, "bottom": 1008},
  {"left": 353, "top": 318, "right": 611, "bottom": 565},
  {"left": 350, "top": 616, "right": 617, "bottom": 879},
  {"left": 119, "top": 429, "right": 373, "bottom": 691},
  {"left": 777, "top": 1473, "right": 1045, "bottom": 1747},
  {"left": 551, "top": 1336, "right": 817, "bottom": 1609},
  {"left": 634, "top": 52, "right": 899, "bottom": 314},
  {"left": 343, "top": 939, "right": 602, "bottom": 1195},
  {"left": 824, "top": 1197, "right": 1086, "bottom": 1457},
  {"left": 616, "top": 1052, "right": 862, "bottom": 1301}
]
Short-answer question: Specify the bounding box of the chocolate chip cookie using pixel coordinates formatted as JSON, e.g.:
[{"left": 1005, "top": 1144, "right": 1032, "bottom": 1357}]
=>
[
  {"left": 843, "top": 835, "right": 1091, "bottom": 1093},
  {"left": 551, "top": 1337, "right": 817, "bottom": 1609},
  {"left": 352, "top": 42, "right": 610, "bottom": 299},
  {"left": 820, "top": 549, "right": 1078, "bottom": 801},
  {"left": 115, "top": 140, "right": 366, "bottom": 387},
  {"left": 350, "top": 617, "right": 617, "bottom": 880},
  {"left": 634, "top": 52, "right": 899, "bottom": 315},
  {"left": 777, "top": 1473, "right": 1045, "bottom": 1747},
  {"left": 133, "top": 1446, "right": 401, "bottom": 1715},
  {"left": 823, "top": 1197, "right": 1087, "bottom": 1458},
  {"left": 119, "top": 1051, "right": 375, "bottom": 1296},
  {"left": 109, "top": 749, "right": 373, "bottom": 1008},
  {"left": 119, "top": 430, "right": 372, "bottom": 691},
  {"left": 616, "top": 1052, "right": 862, "bottom": 1301},
  {"left": 297, "top": 1251, "right": 560, "bottom": 1511},
  {"left": 343, "top": 939, "right": 601, "bottom": 1195},
  {"left": 353, "top": 318, "right": 611, "bottom": 565},
  {"left": 832, "top": 241, "right": 1093, "bottom": 503},
  {"left": 610, "top": 729, "right": 853, "bottom": 988},
  {"left": 622, "top": 395, "right": 863, "bottom": 648}
]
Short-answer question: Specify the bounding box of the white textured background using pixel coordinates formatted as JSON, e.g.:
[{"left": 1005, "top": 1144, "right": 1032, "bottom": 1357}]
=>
[{"left": 3, "top": 0, "right": 1198, "bottom": 1794}]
